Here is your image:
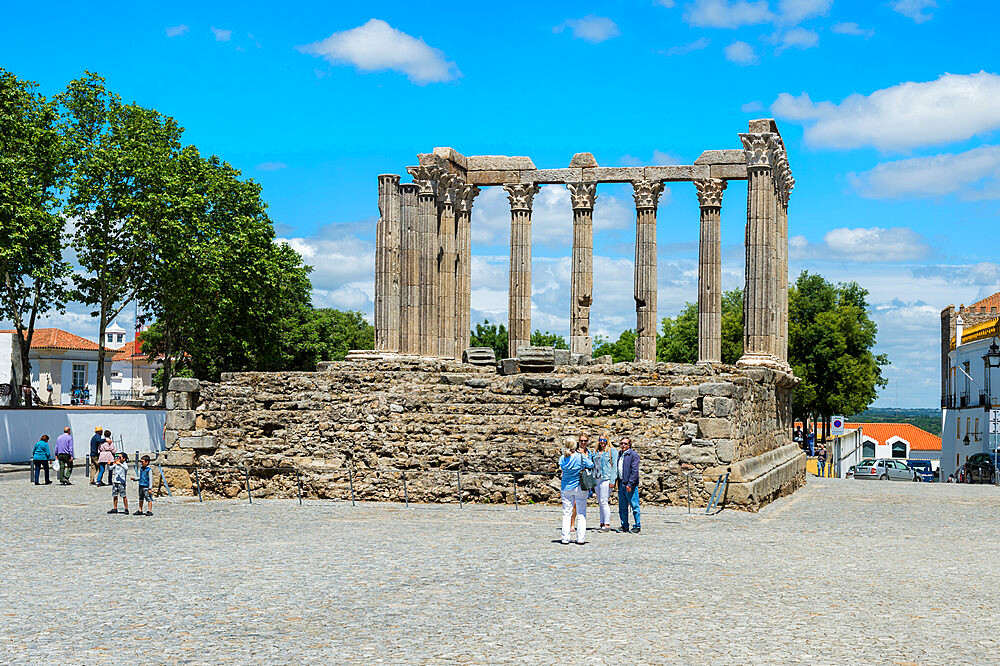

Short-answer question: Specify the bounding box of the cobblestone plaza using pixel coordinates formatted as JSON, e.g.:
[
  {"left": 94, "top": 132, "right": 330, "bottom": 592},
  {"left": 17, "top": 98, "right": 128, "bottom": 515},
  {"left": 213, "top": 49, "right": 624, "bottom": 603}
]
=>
[{"left": 2, "top": 474, "right": 998, "bottom": 664}]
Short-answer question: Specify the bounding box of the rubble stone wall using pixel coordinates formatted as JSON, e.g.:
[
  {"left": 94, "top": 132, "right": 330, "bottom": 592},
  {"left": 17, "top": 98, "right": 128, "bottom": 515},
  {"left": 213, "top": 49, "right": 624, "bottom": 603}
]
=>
[{"left": 159, "top": 359, "right": 805, "bottom": 511}]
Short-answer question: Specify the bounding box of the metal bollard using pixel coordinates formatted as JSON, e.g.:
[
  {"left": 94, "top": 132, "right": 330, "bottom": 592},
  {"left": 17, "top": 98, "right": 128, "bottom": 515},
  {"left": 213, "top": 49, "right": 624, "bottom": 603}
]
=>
[
  {"left": 134, "top": 451, "right": 139, "bottom": 476},
  {"left": 296, "top": 470, "right": 302, "bottom": 505},
  {"left": 513, "top": 473, "right": 518, "bottom": 510},
  {"left": 157, "top": 464, "right": 173, "bottom": 497},
  {"left": 686, "top": 473, "right": 691, "bottom": 515},
  {"left": 194, "top": 466, "right": 203, "bottom": 502},
  {"left": 348, "top": 464, "right": 356, "bottom": 506},
  {"left": 244, "top": 467, "right": 252, "bottom": 504},
  {"left": 457, "top": 469, "right": 463, "bottom": 508},
  {"left": 401, "top": 470, "right": 409, "bottom": 508}
]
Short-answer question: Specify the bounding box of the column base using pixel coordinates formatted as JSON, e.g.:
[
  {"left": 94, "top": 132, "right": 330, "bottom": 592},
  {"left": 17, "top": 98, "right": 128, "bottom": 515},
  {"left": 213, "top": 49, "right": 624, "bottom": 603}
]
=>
[
  {"left": 570, "top": 336, "right": 592, "bottom": 356},
  {"left": 736, "top": 353, "right": 782, "bottom": 370},
  {"left": 634, "top": 337, "right": 656, "bottom": 362}
]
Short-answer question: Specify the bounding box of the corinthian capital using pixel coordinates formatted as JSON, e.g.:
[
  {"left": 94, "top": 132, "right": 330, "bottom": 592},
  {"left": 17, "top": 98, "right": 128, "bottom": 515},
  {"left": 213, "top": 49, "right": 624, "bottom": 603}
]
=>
[
  {"left": 739, "top": 133, "right": 778, "bottom": 170},
  {"left": 693, "top": 178, "right": 727, "bottom": 208},
  {"left": 436, "top": 172, "right": 459, "bottom": 207},
  {"left": 503, "top": 183, "right": 540, "bottom": 212},
  {"left": 566, "top": 182, "right": 598, "bottom": 211},
  {"left": 631, "top": 180, "right": 664, "bottom": 210},
  {"left": 406, "top": 165, "right": 441, "bottom": 196},
  {"left": 455, "top": 183, "right": 481, "bottom": 213}
]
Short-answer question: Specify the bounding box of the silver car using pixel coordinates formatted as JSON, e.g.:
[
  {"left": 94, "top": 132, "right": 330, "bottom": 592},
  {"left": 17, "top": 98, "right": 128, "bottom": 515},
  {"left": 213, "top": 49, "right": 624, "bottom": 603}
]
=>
[{"left": 851, "top": 458, "right": 920, "bottom": 481}]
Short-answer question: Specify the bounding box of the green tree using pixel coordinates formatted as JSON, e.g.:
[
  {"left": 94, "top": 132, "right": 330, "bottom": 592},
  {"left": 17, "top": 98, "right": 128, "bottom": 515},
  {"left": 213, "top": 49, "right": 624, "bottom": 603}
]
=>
[
  {"left": 593, "top": 329, "right": 636, "bottom": 363},
  {"left": 789, "top": 271, "right": 889, "bottom": 440},
  {"left": 282, "top": 309, "right": 374, "bottom": 370},
  {"left": 470, "top": 320, "right": 508, "bottom": 360},
  {"left": 656, "top": 289, "right": 743, "bottom": 364},
  {"left": 530, "top": 329, "right": 568, "bottom": 349},
  {"left": 0, "top": 69, "right": 71, "bottom": 400},
  {"left": 61, "top": 72, "right": 182, "bottom": 404}
]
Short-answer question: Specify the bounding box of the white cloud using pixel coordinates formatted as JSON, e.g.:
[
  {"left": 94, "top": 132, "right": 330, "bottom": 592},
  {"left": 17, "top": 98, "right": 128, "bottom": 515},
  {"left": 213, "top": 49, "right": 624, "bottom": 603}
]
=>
[
  {"left": 298, "top": 19, "right": 459, "bottom": 84},
  {"left": 662, "top": 37, "right": 711, "bottom": 55},
  {"left": 741, "top": 100, "right": 764, "bottom": 112},
  {"left": 277, "top": 232, "right": 375, "bottom": 311},
  {"left": 773, "top": 27, "right": 818, "bottom": 54},
  {"left": 553, "top": 15, "right": 621, "bottom": 43},
  {"left": 724, "top": 40, "right": 758, "bottom": 65},
  {"left": 891, "top": 0, "right": 941, "bottom": 23},
  {"left": 211, "top": 27, "right": 232, "bottom": 42},
  {"left": 849, "top": 145, "right": 1000, "bottom": 200},
  {"left": 256, "top": 162, "right": 288, "bottom": 172},
  {"left": 776, "top": 0, "right": 831, "bottom": 23},
  {"left": 771, "top": 72, "right": 1000, "bottom": 151},
  {"left": 831, "top": 22, "right": 874, "bottom": 37},
  {"left": 165, "top": 25, "right": 188, "bottom": 38},
  {"left": 684, "top": 0, "right": 773, "bottom": 28},
  {"left": 791, "top": 226, "right": 932, "bottom": 262}
]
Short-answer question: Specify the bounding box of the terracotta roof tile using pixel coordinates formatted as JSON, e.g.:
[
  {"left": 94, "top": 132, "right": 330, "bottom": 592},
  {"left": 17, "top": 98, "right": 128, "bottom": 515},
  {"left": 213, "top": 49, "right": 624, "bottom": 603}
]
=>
[
  {"left": 967, "top": 292, "right": 1000, "bottom": 314},
  {"left": 1, "top": 328, "right": 103, "bottom": 352},
  {"left": 845, "top": 422, "right": 942, "bottom": 452}
]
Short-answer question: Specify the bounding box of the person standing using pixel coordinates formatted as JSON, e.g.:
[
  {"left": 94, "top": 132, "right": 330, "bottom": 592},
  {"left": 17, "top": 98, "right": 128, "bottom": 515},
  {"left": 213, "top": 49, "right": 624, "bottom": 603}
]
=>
[
  {"left": 816, "top": 443, "right": 827, "bottom": 477},
  {"left": 89, "top": 426, "right": 103, "bottom": 485},
  {"left": 558, "top": 436, "right": 594, "bottom": 545},
  {"left": 569, "top": 432, "right": 591, "bottom": 533},
  {"left": 806, "top": 429, "right": 816, "bottom": 456},
  {"left": 32, "top": 435, "right": 53, "bottom": 485},
  {"left": 96, "top": 430, "right": 116, "bottom": 487},
  {"left": 55, "top": 427, "right": 75, "bottom": 485},
  {"left": 591, "top": 434, "right": 619, "bottom": 532},
  {"left": 132, "top": 455, "right": 153, "bottom": 516},
  {"left": 793, "top": 425, "right": 804, "bottom": 450},
  {"left": 617, "top": 436, "right": 641, "bottom": 534},
  {"left": 107, "top": 453, "right": 131, "bottom": 515}
]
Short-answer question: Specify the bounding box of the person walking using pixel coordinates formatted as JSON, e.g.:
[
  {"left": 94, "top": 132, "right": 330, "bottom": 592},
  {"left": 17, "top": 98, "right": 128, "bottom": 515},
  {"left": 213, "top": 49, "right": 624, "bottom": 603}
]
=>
[
  {"left": 591, "top": 434, "right": 619, "bottom": 532},
  {"left": 89, "top": 426, "right": 103, "bottom": 485},
  {"left": 96, "top": 430, "right": 116, "bottom": 487},
  {"left": 55, "top": 427, "right": 75, "bottom": 485},
  {"left": 806, "top": 429, "right": 816, "bottom": 456},
  {"left": 559, "top": 436, "right": 594, "bottom": 545},
  {"left": 617, "top": 436, "right": 641, "bottom": 534},
  {"left": 816, "top": 443, "right": 827, "bottom": 477},
  {"left": 32, "top": 435, "right": 53, "bottom": 485}
]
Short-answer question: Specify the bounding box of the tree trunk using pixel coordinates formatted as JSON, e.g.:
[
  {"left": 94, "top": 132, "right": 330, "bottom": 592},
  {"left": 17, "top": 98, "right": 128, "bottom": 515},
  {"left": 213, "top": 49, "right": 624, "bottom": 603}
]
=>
[
  {"left": 96, "top": 317, "right": 107, "bottom": 406},
  {"left": 160, "top": 324, "right": 174, "bottom": 407}
]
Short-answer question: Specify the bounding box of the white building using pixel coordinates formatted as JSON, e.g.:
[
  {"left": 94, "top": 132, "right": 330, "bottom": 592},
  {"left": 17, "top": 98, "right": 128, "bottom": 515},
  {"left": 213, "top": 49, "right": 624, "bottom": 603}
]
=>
[
  {"left": 103, "top": 321, "right": 128, "bottom": 350},
  {"left": 0, "top": 328, "right": 113, "bottom": 405},
  {"left": 940, "top": 294, "right": 1000, "bottom": 479},
  {"left": 110, "top": 335, "right": 160, "bottom": 400}
]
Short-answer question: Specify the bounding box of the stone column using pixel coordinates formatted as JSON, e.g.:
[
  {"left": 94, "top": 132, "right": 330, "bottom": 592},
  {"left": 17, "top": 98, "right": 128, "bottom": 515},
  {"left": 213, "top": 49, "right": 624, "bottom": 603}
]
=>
[
  {"left": 694, "top": 178, "right": 726, "bottom": 364},
  {"left": 399, "top": 183, "right": 420, "bottom": 354},
  {"left": 567, "top": 182, "right": 597, "bottom": 356},
  {"left": 632, "top": 180, "right": 664, "bottom": 362},
  {"left": 455, "top": 183, "right": 480, "bottom": 358},
  {"left": 375, "top": 175, "right": 402, "bottom": 352},
  {"left": 436, "top": 173, "right": 458, "bottom": 359},
  {"left": 504, "top": 183, "right": 540, "bottom": 358},
  {"left": 737, "top": 133, "right": 779, "bottom": 368},
  {"left": 774, "top": 148, "right": 794, "bottom": 366},
  {"left": 407, "top": 166, "right": 441, "bottom": 357}
]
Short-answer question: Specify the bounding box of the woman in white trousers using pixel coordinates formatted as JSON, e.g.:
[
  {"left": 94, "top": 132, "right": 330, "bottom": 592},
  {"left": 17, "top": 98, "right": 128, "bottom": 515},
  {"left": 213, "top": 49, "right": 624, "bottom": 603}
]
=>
[
  {"left": 559, "top": 436, "right": 594, "bottom": 544},
  {"left": 592, "top": 434, "right": 619, "bottom": 532}
]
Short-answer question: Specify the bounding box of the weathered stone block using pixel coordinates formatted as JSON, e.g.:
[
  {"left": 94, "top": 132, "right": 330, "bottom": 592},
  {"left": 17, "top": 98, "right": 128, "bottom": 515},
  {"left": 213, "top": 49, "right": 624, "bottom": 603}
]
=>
[
  {"left": 569, "top": 152, "right": 598, "bottom": 168},
  {"left": 710, "top": 164, "right": 748, "bottom": 180},
  {"left": 522, "top": 168, "right": 583, "bottom": 184},
  {"left": 164, "top": 429, "right": 179, "bottom": 448},
  {"left": 716, "top": 439, "right": 736, "bottom": 463},
  {"left": 166, "top": 391, "right": 191, "bottom": 410},
  {"left": 561, "top": 378, "right": 586, "bottom": 391},
  {"left": 698, "top": 418, "right": 734, "bottom": 439},
  {"left": 159, "top": 449, "right": 195, "bottom": 466},
  {"left": 467, "top": 170, "right": 519, "bottom": 185},
  {"left": 463, "top": 347, "right": 496, "bottom": 366},
  {"left": 583, "top": 396, "right": 600, "bottom": 407},
  {"left": 165, "top": 410, "right": 196, "bottom": 431},
  {"left": 464, "top": 378, "right": 489, "bottom": 388},
  {"left": 622, "top": 385, "right": 672, "bottom": 398},
  {"left": 604, "top": 383, "right": 625, "bottom": 397},
  {"left": 694, "top": 149, "right": 746, "bottom": 165},
  {"left": 168, "top": 378, "right": 199, "bottom": 392},
  {"left": 553, "top": 349, "right": 572, "bottom": 366},
  {"left": 699, "top": 382, "right": 733, "bottom": 397},
  {"left": 517, "top": 346, "right": 555, "bottom": 373},
  {"left": 671, "top": 386, "right": 699, "bottom": 403},
  {"left": 467, "top": 155, "right": 536, "bottom": 170},
  {"left": 679, "top": 443, "right": 718, "bottom": 465},
  {"left": 581, "top": 167, "right": 644, "bottom": 182},
  {"left": 177, "top": 435, "right": 218, "bottom": 450},
  {"left": 703, "top": 396, "right": 734, "bottom": 417},
  {"left": 589, "top": 355, "right": 612, "bottom": 365},
  {"left": 498, "top": 358, "right": 519, "bottom": 375}
]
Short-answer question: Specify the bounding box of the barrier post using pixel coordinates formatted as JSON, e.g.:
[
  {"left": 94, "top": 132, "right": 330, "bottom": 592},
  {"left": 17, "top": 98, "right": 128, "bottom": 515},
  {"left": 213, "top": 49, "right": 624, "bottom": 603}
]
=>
[
  {"left": 157, "top": 464, "right": 173, "bottom": 497},
  {"left": 348, "top": 463, "right": 356, "bottom": 506},
  {"left": 513, "top": 473, "right": 518, "bottom": 510},
  {"left": 686, "top": 472, "right": 691, "bottom": 514},
  {"left": 134, "top": 451, "right": 139, "bottom": 476},
  {"left": 402, "top": 470, "right": 409, "bottom": 508},
  {"left": 458, "top": 469, "right": 463, "bottom": 508},
  {"left": 193, "top": 466, "right": 203, "bottom": 502},
  {"left": 296, "top": 470, "right": 302, "bottom": 505},
  {"left": 244, "top": 466, "right": 252, "bottom": 504}
]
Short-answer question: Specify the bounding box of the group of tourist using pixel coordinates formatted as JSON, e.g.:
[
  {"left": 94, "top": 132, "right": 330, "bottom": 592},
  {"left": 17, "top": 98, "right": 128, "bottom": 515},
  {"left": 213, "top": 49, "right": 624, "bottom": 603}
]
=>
[
  {"left": 30, "top": 425, "right": 154, "bottom": 515},
  {"left": 558, "top": 433, "right": 641, "bottom": 544}
]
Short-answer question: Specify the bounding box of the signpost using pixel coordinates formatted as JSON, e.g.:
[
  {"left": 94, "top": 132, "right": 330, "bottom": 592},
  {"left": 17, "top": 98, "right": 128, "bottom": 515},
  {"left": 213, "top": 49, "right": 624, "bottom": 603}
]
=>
[
  {"left": 991, "top": 410, "right": 1000, "bottom": 485},
  {"left": 831, "top": 416, "right": 845, "bottom": 437}
]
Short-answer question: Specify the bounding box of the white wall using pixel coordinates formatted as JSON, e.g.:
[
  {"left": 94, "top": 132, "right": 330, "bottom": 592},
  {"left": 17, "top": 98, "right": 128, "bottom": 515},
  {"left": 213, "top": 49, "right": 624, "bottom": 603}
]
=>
[{"left": 0, "top": 408, "right": 166, "bottom": 463}]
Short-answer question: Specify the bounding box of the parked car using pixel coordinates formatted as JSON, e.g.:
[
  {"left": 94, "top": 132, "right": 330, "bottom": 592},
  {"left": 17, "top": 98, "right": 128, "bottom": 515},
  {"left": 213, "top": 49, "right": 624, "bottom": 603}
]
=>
[
  {"left": 907, "top": 459, "right": 936, "bottom": 483},
  {"left": 851, "top": 458, "right": 920, "bottom": 481},
  {"left": 963, "top": 453, "right": 998, "bottom": 484}
]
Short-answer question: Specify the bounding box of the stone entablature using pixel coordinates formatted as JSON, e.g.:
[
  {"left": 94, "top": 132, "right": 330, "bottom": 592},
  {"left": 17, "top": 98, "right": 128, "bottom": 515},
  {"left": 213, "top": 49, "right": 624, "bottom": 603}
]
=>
[
  {"left": 375, "top": 118, "right": 794, "bottom": 370},
  {"left": 160, "top": 361, "right": 804, "bottom": 511}
]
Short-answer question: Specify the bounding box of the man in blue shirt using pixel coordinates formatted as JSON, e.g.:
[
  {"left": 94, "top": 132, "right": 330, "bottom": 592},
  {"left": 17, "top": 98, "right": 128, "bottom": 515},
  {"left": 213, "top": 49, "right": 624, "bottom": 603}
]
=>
[
  {"left": 89, "top": 426, "right": 103, "bottom": 484},
  {"left": 617, "top": 437, "right": 641, "bottom": 533}
]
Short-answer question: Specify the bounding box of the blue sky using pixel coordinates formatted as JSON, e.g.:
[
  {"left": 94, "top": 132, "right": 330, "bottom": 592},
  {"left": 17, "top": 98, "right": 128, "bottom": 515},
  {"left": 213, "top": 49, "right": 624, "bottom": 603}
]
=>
[{"left": 3, "top": 0, "right": 999, "bottom": 408}]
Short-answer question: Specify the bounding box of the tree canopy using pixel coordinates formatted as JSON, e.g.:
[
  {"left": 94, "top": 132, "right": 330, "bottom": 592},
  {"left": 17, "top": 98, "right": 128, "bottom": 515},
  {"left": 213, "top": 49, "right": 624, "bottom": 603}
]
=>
[{"left": 656, "top": 290, "right": 743, "bottom": 364}]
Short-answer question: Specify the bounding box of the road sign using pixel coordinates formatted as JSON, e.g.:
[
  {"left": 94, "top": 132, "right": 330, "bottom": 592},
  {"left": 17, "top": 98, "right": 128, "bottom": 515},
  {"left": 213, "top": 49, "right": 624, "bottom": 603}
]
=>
[
  {"left": 991, "top": 409, "right": 1000, "bottom": 435},
  {"left": 831, "top": 416, "right": 845, "bottom": 437}
]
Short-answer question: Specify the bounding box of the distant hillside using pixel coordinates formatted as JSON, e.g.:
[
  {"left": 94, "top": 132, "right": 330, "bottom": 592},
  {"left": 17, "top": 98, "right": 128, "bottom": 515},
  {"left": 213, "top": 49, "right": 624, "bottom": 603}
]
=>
[{"left": 848, "top": 408, "right": 941, "bottom": 436}]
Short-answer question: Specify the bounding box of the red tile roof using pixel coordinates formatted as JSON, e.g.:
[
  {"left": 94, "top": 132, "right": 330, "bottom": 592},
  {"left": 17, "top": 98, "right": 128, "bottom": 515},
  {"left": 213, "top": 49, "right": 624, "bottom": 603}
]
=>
[
  {"left": 1, "top": 328, "right": 104, "bottom": 352},
  {"left": 966, "top": 292, "right": 1000, "bottom": 314},
  {"left": 112, "top": 340, "right": 141, "bottom": 362},
  {"left": 846, "top": 422, "right": 942, "bottom": 452}
]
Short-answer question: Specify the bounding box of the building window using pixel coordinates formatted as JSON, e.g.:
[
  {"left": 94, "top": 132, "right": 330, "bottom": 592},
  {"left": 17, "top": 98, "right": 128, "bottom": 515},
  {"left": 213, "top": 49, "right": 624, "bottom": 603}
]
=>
[
  {"left": 975, "top": 417, "right": 980, "bottom": 442},
  {"left": 891, "top": 441, "right": 907, "bottom": 458},
  {"left": 966, "top": 418, "right": 971, "bottom": 441},
  {"left": 72, "top": 364, "right": 86, "bottom": 390},
  {"left": 957, "top": 416, "right": 961, "bottom": 438},
  {"left": 117, "top": 333, "right": 124, "bottom": 342},
  {"left": 863, "top": 441, "right": 875, "bottom": 458}
]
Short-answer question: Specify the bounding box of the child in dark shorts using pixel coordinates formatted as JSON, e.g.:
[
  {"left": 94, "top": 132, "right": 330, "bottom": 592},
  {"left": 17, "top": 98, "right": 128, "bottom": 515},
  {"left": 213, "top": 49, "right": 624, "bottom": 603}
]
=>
[
  {"left": 132, "top": 455, "right": 153, "bottom": 516},
  {"left": 107, "top": 454, "right": 130, "bottom": 515}
]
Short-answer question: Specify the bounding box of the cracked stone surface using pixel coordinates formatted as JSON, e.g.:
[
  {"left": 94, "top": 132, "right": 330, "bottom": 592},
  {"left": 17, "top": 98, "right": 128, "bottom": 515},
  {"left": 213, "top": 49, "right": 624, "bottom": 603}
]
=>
[{"left": 1, "top": 473, "right": 996, "bottom": 664}]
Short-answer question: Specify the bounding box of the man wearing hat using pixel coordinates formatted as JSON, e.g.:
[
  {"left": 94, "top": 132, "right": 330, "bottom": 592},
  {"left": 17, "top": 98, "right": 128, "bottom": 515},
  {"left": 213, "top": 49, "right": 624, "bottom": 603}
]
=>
[{"left": 89, "top": 426, "right": 103, "bottom": 485}]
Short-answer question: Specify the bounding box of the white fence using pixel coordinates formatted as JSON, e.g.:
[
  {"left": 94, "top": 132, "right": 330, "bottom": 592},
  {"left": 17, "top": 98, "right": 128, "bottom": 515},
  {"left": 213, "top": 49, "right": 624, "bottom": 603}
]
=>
[
  {"left": 0, "top": 408, "right": 166, "bottom": 463},
  {"left": 827, "top": 429, "right": 865, "bottom": 478}
]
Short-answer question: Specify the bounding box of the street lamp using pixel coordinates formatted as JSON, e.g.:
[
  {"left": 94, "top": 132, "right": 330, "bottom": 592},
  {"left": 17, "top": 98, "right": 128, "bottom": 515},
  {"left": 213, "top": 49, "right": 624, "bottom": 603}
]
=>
[{"left": 983, "top": 336, "right": 1000, "bottom": 485}]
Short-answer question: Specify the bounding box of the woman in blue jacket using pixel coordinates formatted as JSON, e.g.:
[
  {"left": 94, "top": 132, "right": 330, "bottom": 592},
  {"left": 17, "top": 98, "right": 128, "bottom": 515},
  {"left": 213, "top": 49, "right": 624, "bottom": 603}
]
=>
[
  {"left": 32, "top": 434, "right": 53, "bottom": 485},
  {"left": 591, "top": 434, "right": 619, "bottom": 532},
  {"left": 559, "top": 436, "right": 594, "bottom": 545}
]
